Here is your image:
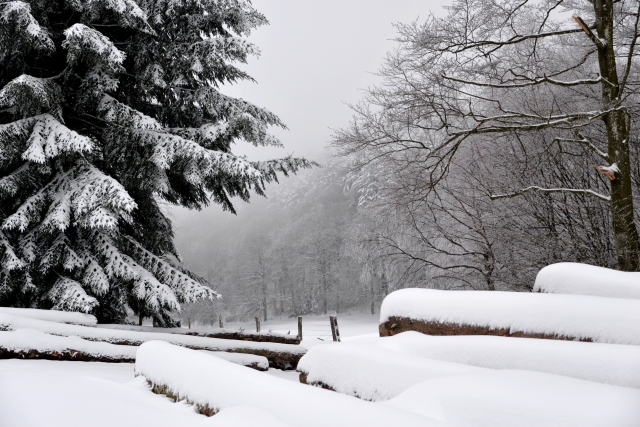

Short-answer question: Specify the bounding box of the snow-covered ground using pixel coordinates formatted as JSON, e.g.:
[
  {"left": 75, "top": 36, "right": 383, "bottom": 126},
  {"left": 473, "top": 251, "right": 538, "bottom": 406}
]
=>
[{"left": 2, "top": 300, "right": 639, "bottom": 426}]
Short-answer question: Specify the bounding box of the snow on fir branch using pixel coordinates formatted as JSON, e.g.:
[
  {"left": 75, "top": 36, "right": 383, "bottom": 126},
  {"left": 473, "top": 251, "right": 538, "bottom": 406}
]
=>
[
  {"left": 46, "top": 276, "right": 98, "bottom": 313},
  {"left": 0, "top": 2, "right": 55, "bottom": 53},
  {"left": 0, "top": 76, "right": 62, "bottom": 120}
]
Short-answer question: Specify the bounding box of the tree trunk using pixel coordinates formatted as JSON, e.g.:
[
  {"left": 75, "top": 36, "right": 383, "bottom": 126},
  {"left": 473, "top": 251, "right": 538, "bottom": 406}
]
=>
[
  {"left": 322, "top": 267, "right": 328, "bottom": 315},
  {"left": 261, "top": 279, "right": 268, "bottom": 321},
  {"left": 138, "top": 313, "right": 143, "bottom": 326},
  {"left": 370, "top": 279, "right": 375, "bottom": 315},
  {"left": 595, "top": 0, "right": 640, "bottom": 271}
]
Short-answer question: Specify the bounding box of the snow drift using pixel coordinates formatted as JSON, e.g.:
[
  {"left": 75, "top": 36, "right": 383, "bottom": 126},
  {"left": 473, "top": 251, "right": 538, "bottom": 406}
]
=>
[
  {"left": 0, "top": 313, "right": 306, "bottom": 369},
  {"left": 0, "top": 307, "right": 97, "bottom": 326},
  {"left": 379, "top": 288, "right": 640, "bottom": 345},
  {"left": 135, "top": 341, "right": 449, "bottom": 427},
  {"left": 534, "top": 262, "right": 640, "bottom": 299}
]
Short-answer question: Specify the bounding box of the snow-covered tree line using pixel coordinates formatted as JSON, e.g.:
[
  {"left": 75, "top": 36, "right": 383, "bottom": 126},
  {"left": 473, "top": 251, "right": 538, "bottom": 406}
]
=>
[
  {"left": 178, "top": 159, "right": 377, "bottom": 323},
  {"left": 0, "top": 0, "right": 311, "bottom": 324}
]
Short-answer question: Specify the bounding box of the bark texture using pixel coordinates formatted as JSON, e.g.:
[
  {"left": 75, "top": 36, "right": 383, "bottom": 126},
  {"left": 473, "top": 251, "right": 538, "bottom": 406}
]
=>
[{"left": 379, "top": 316, "right": 593, "bottom": 342}]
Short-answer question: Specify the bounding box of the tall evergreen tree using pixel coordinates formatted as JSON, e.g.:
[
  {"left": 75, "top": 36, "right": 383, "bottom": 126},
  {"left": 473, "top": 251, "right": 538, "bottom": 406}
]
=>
[{"left": 0, "top": 0, "right": 312, "bottom": 325}]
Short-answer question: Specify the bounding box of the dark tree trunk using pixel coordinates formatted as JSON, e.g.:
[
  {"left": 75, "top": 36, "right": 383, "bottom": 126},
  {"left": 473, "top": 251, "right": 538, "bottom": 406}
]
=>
[{"left": 594, "top": 0, "right": 640, "bottom": 271}]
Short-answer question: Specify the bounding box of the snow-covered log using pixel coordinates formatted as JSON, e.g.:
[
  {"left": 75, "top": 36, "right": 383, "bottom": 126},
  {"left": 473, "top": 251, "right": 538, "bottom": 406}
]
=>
[
  {"left": 0, "top": 314, "right": 306, "bottom": 369},
  {"left": 302, "top": 332, "right": 640, "bottom": 391},
  {"left": 534, "top": 262, "right": 640, "bottom": 299},
  {"left": 386, "top": 370, "right": 640, "bottom": 427},
  {"left": 98, "top": 324, "right": 300, "bottom": 345},
  {"left": 379, "top": 289, "right": 640, "bottom": 345},
  {"left": 135, "top": 341, "right": 448, "bottom": 426},
  {"left": 0, "top": 307, "right": 97, "bottom": 326},
  {"left": 0, "top": 329, "right": 136, "bottom": 362},
  {"left": 297, "top": 342, "right": 483, "bottom": 401}
]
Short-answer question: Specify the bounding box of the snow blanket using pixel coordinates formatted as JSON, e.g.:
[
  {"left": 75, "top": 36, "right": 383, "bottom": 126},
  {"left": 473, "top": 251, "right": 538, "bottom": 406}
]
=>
[
  {"left": 0, "top": 307, "right": 96, "bottom": 326},
  {"left": 0, "top": 313, "right": 306, "bottom": 369},
  {"left": 135, "top": 341, "right": 450, "bottom": 427},
  {"left": 297, "top": 342, "right": 484, "bottom": 401},
  {"left": 379, "top": 288, "right": 640, "bottom": 345},
  {"left": 534, "top": 262, "right": 640, "bottom": 299},
  {"left": 0, "top": 359, "right": 294, "bottom": 427},
  {"left": 0, "top": 329, "right": 136, "bottom": 362},
  {"left": 386, "top": 370, "right": 640, "bottom": 427}
]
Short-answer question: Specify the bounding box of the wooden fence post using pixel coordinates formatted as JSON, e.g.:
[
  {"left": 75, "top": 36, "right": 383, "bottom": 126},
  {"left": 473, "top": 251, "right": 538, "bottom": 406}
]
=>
[
  {"left": 330, "top": 315, "right": 337, "bottom": 341},
  {"left": 298, "top": 316, "right": 303, "bottom": 341},
  {"left": 219, "top": 315, "right": 223, "bottom": 328},
  {"left": 255, "top": 316, "right": 261, "bottom": 333}
]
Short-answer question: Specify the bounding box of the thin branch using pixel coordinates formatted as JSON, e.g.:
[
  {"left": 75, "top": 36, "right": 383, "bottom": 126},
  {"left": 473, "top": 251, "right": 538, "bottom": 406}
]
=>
[
  {"left": 572, "top": 16, "right": 604, "bottom": 49},
  {"left": 619, "top": 5, "right": 640, "bottom": 94},
  {"left": 490, "top": 186, "right": 610, "bottom": 201}
]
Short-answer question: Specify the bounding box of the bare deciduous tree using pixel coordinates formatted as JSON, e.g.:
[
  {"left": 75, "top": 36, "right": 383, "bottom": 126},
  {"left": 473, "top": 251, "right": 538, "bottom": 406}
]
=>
[{"left": 334, "top": 0, "right": 640, "bottom": 271}]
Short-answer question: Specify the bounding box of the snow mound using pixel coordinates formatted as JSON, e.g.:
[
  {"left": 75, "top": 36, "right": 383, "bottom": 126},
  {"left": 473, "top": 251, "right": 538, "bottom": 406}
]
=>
[
  {"left": 0, "top": 328, "right": 136, "bottom": 360},
  {"left": 534, "top": 262, "right": 640, "bottom": 299},
  {"left": 386, "top": 370, "right": 640, "bottom": 427},
  {"left": 0, "top": 313, "right": 306, "bottom": 369},
  {"left": 0, "top": 307, "right": 97, "bottom": 326},
  {"left": 297, "top": 342, "right": 483, "bottom": 401},
  {"left": 380, "top": 289, "right": 640, "bottom": 345},
  {"left": 135, "top": 341, "right": 449, "bottom": 427},
  {"left": 363, "top": 332, "right": 640, "bottom": 389}
]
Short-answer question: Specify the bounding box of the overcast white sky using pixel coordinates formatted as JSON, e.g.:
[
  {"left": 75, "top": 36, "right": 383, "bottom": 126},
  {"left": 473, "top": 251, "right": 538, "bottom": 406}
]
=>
[{"left": 223, "top": 0, "right": 448, "bottom": 161}]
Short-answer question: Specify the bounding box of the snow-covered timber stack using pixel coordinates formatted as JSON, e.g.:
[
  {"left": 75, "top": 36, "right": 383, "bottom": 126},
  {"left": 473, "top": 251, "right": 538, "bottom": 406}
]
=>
[
  {"left": 298, "top": 332, "right": 640, "bottom": 395},
  {"left": 98, "top": 324, "right": 300, "bottom": 345},
  {"left": 135, "top": 341, "right": 448, "bottom": 426},
  {"left": 0, "top": 307, "right": 97, "bottom": 326},
  {"left": 534, "top": 263, "right": 640, "bottom": 299},
  {"left": 0, "top": 314, "right": 305, "bottom": 369},
  {"left": 379, "top": 289, "right": 640, "bottom": 345}
]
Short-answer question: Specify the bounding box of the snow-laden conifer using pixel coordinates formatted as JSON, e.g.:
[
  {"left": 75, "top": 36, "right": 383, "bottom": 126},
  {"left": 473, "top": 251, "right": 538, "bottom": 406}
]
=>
[{"left": 0, "top": 0, "right": 312, "bottom": 324}]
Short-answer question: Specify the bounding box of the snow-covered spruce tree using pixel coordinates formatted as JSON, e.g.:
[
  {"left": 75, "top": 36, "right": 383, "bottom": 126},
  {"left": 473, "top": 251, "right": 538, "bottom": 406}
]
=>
[{"left": 0, "top": 0, "right": 312, "bottom": 325}]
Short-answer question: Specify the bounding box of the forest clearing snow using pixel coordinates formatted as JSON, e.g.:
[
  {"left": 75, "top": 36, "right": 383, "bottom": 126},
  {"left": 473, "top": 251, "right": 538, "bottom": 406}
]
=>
[{"left": 2, "top": 309, "right": 639, "bottom": 426}]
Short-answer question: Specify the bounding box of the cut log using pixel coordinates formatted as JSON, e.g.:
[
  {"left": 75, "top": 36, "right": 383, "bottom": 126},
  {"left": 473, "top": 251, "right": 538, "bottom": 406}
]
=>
[
  {"left": 98, "top": 324, "right": 301, "bottom": 345},
  {"left": 379, "top": 289, "right": 640, "bottom": 345}
]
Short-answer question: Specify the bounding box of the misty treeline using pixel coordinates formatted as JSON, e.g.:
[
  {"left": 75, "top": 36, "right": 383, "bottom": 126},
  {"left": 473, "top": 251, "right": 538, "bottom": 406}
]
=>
[{"left": 181, "top": 0, "right": 640, "bottom": 323}]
